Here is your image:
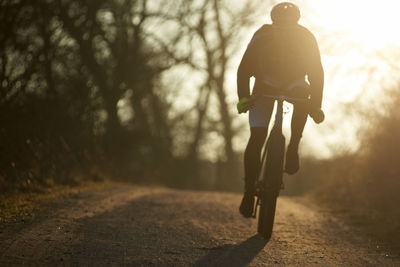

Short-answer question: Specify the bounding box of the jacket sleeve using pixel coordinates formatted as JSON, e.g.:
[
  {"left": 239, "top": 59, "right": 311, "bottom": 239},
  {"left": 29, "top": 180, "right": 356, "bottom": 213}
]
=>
[
  {"left": 237, "top": 33, "right": 259, "bottom": 100},
  {"left": 306, "top": 33, "right": 324, "bottom": 109}
]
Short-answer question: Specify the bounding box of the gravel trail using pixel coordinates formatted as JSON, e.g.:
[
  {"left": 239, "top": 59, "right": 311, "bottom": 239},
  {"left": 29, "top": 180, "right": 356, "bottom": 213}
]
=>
[{"left": 1, "top": 184, "right": 399, "bottom": 266}]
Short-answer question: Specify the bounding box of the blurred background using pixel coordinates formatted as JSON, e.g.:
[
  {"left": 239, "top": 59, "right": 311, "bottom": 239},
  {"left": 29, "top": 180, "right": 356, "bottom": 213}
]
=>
[{"left": 2, "top": 0, "right": 400, "bottom": 240}]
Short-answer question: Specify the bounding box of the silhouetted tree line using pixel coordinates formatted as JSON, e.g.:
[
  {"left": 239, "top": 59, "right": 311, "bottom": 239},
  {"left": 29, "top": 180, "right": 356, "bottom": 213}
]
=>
[
  {"left": 0, "top": 0, "right": 268, "bottom": 191},
  {"left": 0, "top": 0, "right": 177, "bottom": 190}
]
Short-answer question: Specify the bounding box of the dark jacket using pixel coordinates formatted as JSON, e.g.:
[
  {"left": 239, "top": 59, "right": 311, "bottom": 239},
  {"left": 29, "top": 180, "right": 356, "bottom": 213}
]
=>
[{"left": 237, "top": 24, "right": 324, "bottom": 108}]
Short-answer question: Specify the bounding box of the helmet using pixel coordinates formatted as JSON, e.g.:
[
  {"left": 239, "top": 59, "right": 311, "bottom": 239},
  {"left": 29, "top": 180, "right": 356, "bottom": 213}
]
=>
[{"left": 270, "top": 2, "right": 300, "bottom": 25}]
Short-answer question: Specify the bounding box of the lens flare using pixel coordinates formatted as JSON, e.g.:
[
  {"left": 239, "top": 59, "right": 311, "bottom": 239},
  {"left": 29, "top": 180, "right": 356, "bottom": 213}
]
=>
[{"left": 311, "top": 0, "right": 400, "bottom": 49}]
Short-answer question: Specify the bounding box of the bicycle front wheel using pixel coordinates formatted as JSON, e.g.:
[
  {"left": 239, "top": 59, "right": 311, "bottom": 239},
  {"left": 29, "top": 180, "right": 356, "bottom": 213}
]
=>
[{"left": 257, "top": 191, "right": 278, "bottom": 240}]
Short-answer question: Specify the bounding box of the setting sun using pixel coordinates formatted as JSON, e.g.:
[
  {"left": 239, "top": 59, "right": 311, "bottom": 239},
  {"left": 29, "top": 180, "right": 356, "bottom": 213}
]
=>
[
  {"left": 311, "top": 0, "right": 400, "bottom": 48},
  {"left": 286, "top": 0, "right": 400, "bottom": 158}
]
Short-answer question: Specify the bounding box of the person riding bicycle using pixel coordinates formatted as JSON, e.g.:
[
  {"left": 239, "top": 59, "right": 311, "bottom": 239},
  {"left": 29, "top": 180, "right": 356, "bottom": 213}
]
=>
[{"left": 237, "top": 2, "right": 325, "bottom": 218}]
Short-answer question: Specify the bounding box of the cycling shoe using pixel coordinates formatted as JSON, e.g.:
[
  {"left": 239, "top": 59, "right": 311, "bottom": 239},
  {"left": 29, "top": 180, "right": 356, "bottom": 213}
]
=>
[{"left": 239, "top": 192, "right": 255, "bottom": 218}]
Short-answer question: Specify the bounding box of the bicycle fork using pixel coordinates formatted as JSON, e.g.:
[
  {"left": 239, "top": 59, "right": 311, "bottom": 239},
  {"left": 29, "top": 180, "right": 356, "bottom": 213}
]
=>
[
  {"left": 252, "top": 182, "right": 280, "bottom": 218},
  {"left": 252, "top": 100, "right": 285, "bottom": 218}
]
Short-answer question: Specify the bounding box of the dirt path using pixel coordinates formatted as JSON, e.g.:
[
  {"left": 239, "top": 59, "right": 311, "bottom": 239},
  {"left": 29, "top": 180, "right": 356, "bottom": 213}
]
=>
[{"left": 1, "top": 184, "right": 399, "bottom": 266}]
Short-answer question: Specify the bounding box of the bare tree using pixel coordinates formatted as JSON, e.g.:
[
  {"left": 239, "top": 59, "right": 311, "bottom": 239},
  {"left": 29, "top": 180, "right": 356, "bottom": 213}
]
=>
[
  {"left": 162, "top": 0, "right": 268, "bottom": 187},
  {"left": 55, "top": 0, "right": 180, "bottom": 159}
]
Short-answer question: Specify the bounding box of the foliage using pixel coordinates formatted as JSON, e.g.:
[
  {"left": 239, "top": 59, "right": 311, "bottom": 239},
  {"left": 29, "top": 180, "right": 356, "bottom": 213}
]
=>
[
  {"left": 0, "top": 0, "right": 267, "bottom": 192},
  {"left": 0, "top": 0, "right": 174, "bottom": 190}
]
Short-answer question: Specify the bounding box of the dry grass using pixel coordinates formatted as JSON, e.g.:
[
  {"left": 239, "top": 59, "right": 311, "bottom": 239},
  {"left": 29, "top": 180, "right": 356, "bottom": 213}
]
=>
[
  {"left": 0, "top": 180, "right": 114, "bottom": 223},
  {"left": 303, "top": 101, "right": 400, "bottom": 253}
]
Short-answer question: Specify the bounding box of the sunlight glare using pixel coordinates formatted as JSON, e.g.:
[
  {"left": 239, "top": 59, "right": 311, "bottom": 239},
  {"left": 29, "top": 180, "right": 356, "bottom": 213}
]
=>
[{"left": 313, "top": 0, "right": 400, "bottom": 49}]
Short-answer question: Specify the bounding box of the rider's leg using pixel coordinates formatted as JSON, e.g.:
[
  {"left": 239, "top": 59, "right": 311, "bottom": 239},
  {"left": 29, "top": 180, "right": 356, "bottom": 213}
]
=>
[
  {"left": 240, "top": 98, "right": 274, "bottom": 218},
  {"left": 285, "top": 103, "right": 308, "bottom": 174},
  {"left": 244, "top": 98, "right": 274, "bottom": 191},
  {"left": 290, "top": 103, "right": 308, "bottom": 146},
  {"left": 240, "top": 127, "right": 268, "bottom": 217},
  {"left": 244, "top": 127, "right": 268, "bottom": 193}
]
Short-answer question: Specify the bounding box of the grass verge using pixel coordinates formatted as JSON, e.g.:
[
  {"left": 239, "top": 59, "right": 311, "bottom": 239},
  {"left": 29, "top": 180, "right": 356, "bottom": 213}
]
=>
[{"left": 0, "top": 180, "right": 114, "bottom": 223}]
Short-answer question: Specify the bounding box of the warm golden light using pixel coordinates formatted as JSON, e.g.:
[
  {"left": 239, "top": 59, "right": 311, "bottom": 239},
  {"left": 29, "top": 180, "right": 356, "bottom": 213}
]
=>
[
  {"left": 277, "top": 0, "right": 400, "bottom": 158},
  {"left": 312, "top": 0, "right": 400, "bottom": 48}
]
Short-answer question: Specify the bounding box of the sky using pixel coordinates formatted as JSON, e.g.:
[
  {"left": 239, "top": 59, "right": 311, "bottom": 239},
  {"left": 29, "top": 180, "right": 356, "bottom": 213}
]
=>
[
  {"left": 230, "top": 0, "right": 400, "bottom": 159},
  {"left": 156, "top": 0, "right": 400, "bottom": 161},
  {"left": 298, "top": 0, "right": 400, "bottom": 158}
]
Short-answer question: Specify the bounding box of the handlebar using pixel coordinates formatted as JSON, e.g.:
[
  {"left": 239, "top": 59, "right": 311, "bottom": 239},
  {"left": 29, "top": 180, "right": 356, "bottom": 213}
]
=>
[
  {"left": 258, "top": 94, "right": 324, "bottom": 123},
  {"left": 258, "top": 94, "right": 309, "bottom": 103},
  {"left": 238, "top": 94, "right": 324, "bottom": 124}
]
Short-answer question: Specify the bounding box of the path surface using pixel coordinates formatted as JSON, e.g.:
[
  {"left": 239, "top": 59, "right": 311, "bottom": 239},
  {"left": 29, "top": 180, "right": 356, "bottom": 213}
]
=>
[{"left": 0, "top": 184, "right": 399, "bottom": 266}]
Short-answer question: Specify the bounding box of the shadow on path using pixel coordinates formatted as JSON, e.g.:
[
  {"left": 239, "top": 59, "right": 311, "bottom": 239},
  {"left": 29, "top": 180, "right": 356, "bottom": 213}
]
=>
[{"left": 194, "top": 234, "right": 269, "bottom": 267}]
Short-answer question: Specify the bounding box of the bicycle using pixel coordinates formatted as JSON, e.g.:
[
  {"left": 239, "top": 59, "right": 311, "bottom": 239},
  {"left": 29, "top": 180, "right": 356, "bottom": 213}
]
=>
[{"left": 251, "top": 94, "right": 308, "bottom": 240}]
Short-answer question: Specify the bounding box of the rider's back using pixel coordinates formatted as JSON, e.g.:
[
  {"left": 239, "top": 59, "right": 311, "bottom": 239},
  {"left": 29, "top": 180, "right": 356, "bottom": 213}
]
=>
[{"left": 246, "top": 24, "right": 321, "bottom": 94}]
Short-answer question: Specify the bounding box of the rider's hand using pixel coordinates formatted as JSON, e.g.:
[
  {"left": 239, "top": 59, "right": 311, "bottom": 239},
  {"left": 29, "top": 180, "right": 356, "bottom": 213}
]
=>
[
  {"left": 237, "top": 97, "right": 253, "bottom": 114},
  {"left": 309, "top": 108, "right": 325, "bottom": 124}
]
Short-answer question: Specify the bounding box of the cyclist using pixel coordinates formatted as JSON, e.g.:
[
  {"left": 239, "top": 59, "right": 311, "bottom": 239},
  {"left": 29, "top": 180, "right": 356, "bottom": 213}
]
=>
[{"left": 237, "top": 2, "right": 325, "bottom": 217}]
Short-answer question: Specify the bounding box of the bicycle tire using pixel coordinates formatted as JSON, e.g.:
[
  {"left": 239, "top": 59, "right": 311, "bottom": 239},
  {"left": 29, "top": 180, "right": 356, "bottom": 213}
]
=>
[
  {"left": 257, "top": 127, "right": 285, "bottom": 239},
  {"left": 257, "top": 191, "right": 278, "bottom": 239}
]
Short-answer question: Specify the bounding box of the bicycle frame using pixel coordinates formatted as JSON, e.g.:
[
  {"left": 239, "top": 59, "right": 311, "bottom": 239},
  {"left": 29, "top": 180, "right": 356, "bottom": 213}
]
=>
[
  {"left": 253, "top": 94, "right": 307, "bottom": 239},
  {"left": 258, "top": 99, "right": 284, "bottom": 190},
  {"left": 256, "top": 94, "right": 308, "bottom": 189}
]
